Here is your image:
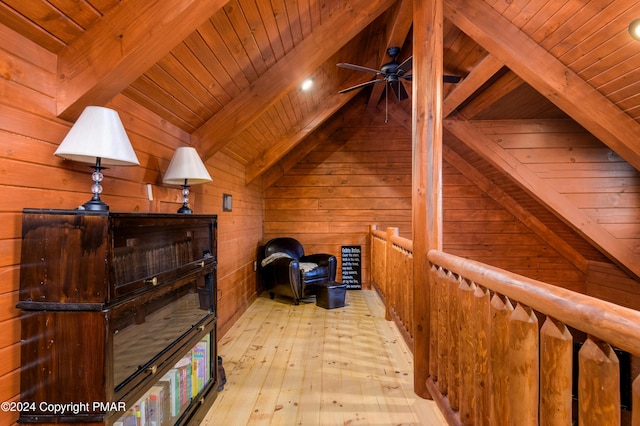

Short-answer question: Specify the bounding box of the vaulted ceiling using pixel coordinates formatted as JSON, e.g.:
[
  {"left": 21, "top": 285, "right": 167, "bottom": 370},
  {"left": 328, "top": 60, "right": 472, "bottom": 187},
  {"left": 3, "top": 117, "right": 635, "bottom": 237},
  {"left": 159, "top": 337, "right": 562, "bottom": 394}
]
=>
[{"left": 3, "top": 0, "right": 640, "bottom": 277}]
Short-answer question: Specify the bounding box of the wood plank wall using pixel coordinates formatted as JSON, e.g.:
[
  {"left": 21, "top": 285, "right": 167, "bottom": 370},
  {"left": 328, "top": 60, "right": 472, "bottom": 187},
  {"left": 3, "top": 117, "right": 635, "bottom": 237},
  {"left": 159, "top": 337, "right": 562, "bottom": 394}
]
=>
[
  {"left": 264, "top": 102, "right": 588, "bottom": 293},
  {"left": 264, "top": 103, "right": 413, "bottom": 286},
  {"left": 442, "top": 160, "right": 586, "bottom": 292},
  {"left": 0, "top": 25, "right": 262, "bottom": 424}
]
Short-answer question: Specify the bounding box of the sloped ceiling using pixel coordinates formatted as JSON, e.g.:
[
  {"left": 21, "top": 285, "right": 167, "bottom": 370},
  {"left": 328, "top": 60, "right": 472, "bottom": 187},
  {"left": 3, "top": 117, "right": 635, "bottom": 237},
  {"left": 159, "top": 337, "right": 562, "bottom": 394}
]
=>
[{"left": 2, "top": 0, "right": 640, "bottom": 276}]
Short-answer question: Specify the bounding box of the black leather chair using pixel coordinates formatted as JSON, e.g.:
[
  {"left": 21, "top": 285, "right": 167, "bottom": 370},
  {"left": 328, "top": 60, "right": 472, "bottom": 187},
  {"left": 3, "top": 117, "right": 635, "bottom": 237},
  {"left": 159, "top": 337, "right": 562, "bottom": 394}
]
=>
[{"left": 260, "top": 237, "right": 337, "bottom": 304}]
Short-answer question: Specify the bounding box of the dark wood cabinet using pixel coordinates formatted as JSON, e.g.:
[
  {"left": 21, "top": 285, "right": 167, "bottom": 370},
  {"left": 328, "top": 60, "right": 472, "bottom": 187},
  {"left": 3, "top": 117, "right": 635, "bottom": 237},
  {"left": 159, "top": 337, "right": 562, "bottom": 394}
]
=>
[{"left": 17, "top": 209, "right": 218, "bottom": 425}]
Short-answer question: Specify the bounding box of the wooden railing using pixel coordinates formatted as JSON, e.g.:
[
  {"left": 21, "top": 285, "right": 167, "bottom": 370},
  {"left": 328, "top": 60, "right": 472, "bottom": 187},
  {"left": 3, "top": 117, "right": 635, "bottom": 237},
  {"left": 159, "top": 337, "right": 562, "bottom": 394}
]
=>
[
  {"left": 369, "top": 225, "right": 414, "bottom": 346},
  {"left": 369, "top": 225, "right": 640, "bottom": 426}
]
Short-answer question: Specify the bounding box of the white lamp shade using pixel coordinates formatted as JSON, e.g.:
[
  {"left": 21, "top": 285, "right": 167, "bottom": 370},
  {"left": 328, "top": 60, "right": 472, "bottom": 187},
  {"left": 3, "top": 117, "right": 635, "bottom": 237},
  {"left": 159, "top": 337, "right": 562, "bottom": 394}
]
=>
[
  {"left": 54, "top": 106, "right": 140, "bottom": 166},
  {"left": 163, "top": 147, "right": 212, "bottom": 185}
]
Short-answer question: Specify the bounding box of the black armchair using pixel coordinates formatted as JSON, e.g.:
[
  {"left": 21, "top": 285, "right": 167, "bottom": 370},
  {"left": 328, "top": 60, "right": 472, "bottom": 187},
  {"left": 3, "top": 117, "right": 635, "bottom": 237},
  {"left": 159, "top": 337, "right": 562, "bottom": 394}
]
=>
[{"left": 260, "top": 237, "right": 337, "bottom": 304}]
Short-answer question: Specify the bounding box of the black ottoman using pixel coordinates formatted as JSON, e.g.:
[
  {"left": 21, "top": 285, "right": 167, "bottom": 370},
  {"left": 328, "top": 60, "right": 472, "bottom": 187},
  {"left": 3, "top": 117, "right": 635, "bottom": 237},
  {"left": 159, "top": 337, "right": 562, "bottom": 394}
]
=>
[{"left": 316, "top": 281, "right": 347, "bottom": 309}]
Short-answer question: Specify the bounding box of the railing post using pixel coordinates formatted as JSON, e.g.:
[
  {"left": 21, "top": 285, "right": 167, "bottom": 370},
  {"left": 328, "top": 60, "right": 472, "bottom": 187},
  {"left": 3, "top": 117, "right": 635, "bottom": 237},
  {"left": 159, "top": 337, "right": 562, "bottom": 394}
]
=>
[
  {"left": 369, "top": 224, "right": 378, "bottom": 288},
  {"left": 385, "top": 227, "right": 399, "bottom": 321},
  {"left": 436, "top": 267, "right": 449, "bottom": 394},
  {"left": 473, "top": 285, "right": 490, "bottom": 426},
  {"left": 448, "top": 272, "right": 461, "bottom": 412},
  {"left": 540, "top": 317, "right": 573, "bottom": 426},
  {"left": 459, "top": 278, "right": 477, "bottom": 425},
  {"left": 489, "top": 293, "right": 513, "bottom": 426},
  {"left": 578, "top": 336, "right": 620, "bottom": 426},
  {"left": 509, "top": 303, "right": 538, "bottom": 426}
]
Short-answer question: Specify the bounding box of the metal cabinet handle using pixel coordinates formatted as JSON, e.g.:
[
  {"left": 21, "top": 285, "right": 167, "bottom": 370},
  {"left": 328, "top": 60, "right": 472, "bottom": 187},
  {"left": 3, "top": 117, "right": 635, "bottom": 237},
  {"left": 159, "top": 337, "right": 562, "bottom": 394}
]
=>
[{"left": 145, "top": 277, "right": 158, "bottom": 286}]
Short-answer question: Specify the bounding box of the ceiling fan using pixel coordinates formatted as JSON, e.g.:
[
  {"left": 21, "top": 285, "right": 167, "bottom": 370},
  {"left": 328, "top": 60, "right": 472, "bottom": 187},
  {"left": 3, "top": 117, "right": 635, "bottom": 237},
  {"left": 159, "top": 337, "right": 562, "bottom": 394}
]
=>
[{"left": 337, "top": 46, "right": 461, "bottom": 102}]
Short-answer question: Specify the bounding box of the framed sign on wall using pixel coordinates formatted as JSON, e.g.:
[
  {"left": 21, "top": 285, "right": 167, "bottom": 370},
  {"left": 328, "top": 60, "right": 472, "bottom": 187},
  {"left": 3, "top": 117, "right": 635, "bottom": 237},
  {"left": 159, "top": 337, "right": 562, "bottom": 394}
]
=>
[{"left": 341, "top": 245, "right": 361, "bottom": 289}]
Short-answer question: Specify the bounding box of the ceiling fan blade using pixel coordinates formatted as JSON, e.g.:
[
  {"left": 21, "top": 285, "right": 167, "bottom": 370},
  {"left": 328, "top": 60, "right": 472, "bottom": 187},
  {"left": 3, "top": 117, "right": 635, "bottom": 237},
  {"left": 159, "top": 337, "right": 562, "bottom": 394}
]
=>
[
  {"left": 389, "top": 80, "right": 409, "bottom": 101},
  {"left": 401, "top": 74, "right": 412, "bottom": 81},
  {"left": 397, "top": 56, "right": 412, "bottom": 74},
  {"left": 336, "top": 63, "right": 382, "bottom": 75},
  {"left": 338, "top": 79, "right": 385, "bottom": 93}
]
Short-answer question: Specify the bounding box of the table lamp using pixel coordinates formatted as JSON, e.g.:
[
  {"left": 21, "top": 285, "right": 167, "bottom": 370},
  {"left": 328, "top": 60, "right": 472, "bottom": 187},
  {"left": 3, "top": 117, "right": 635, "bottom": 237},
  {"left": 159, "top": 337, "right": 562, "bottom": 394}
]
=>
[
  {"left": 163, "top": 147, "right": 212, "bottom": 213},
  {"left": 54, "top": 106, "right": 140, "bottom": 211}
]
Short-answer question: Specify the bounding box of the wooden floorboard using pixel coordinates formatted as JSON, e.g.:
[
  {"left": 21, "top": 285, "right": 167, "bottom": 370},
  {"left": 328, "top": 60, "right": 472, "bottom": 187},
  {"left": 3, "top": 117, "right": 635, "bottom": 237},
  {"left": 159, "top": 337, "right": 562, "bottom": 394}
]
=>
[{"left": 201, "top": 290, "right": 447, "bottom": 425}]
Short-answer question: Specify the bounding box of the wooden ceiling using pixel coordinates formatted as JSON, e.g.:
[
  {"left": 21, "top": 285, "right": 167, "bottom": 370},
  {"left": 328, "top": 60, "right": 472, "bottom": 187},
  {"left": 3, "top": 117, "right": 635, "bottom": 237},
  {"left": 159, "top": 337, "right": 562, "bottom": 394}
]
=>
[{"left": 3, "top": 0, "right": 640, "bottom": 179}]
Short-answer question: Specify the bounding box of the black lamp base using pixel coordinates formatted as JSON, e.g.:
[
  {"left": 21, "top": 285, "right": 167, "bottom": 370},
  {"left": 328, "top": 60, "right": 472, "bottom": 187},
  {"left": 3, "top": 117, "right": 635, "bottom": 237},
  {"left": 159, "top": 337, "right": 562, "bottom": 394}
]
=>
[
  {"left": 79, "top": 193, "right": 109, "bottom": 211},
  {"left": 83, "top": 198, "right": 109, "bottom": 211},
  {"left": 177, "top": 204, "right": 192, "bottom": 214}
]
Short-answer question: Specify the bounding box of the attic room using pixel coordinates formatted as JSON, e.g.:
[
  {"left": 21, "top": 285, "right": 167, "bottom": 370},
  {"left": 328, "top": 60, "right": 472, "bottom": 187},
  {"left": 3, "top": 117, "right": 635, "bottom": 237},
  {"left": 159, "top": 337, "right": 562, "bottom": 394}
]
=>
[{"left": 1, "top": 0, "right": 640, "bottom": 425}]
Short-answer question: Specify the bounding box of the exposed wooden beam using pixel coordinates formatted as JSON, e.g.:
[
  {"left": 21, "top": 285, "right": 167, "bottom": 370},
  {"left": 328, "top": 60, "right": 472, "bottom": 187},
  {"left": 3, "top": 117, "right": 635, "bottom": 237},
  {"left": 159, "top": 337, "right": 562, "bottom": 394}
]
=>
[
  {"left": 193, "top": 0, "right": 397, "bottom": 162},
  {"left": 442, "top": 143, "right": 588, "bottom": 274},
  {"left": 444, "top": 115, "right": 640, "bottom": 280},
  {"left": 442, "top": 53, "right": 503, "bottom": 117},
  {"left": 387, "top": 102, "right": 589, "bottom": 275},
  {"left": 56, "top": 0, "right": 226, "bottom": 120},
  {"left": 366, "top": 0, "right": 414, "bottom": 110},
  {"left": 444, "top": 0, "right": 640, "bottom": 172},
  {"left": 245, "top": 84, "right": 361, "bottom": 184},
  {"left": 458, "top": 70, "right": 525, "bottom": 119},
  {"left": 412, "top": 0, "right": 443, "bottom": 400}
]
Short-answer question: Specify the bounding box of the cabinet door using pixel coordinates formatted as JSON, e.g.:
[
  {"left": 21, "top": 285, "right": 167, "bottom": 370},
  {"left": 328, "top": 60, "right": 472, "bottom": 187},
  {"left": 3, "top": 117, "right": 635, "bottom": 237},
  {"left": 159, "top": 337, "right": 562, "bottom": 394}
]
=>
[{"left": 113, "top": 327, "right": 217, "bottom": 426}]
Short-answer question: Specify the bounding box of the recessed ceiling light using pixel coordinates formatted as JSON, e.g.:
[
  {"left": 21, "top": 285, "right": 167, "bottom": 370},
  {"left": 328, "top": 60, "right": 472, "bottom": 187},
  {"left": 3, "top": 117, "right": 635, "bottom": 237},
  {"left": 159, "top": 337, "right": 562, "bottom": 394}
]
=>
[
  {"left": 301, "top": 79, "right": 313, "bottom": 91},
  {"left": 629, "top": 19, "right": 640, "bottom": 41}
]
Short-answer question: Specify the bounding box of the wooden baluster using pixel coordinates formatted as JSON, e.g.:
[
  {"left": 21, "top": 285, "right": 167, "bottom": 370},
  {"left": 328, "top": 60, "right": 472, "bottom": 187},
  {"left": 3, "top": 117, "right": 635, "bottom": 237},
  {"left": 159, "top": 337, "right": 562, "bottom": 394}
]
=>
[
  {"left": 509, "top": 303, "right": 538, "bottom": 426},
  {"left": 437, "top": 266, "right": 449, "bottom": 394},
  {"left": 578, "top": 336, "right": 620, "bottom": 426},
  {"left": 385, "top": 227, "right": 398, "bottom": 321},
  {"left": 473, "top": 285, "right": 490, "bottom": 426},
  {"left": 448, "top": 271, "right": 461, "bottom": 411},
  {"left": 540, "top": 317, "right": 573, "bottom": 426},
  {"left": 405, "top": 250, "right": 414, "bottom": 338},
  {"left": 633, "top": 375, "right": 639, "bottom": 426},
  {"left": 459, "top": 277, "right": 477, "bottom": 425},
  {"left": 429, "top": 264, "right": 439, "bottom": 380},
  {"left": 489, "top": 293, "right": 513, "bottom": 426}
]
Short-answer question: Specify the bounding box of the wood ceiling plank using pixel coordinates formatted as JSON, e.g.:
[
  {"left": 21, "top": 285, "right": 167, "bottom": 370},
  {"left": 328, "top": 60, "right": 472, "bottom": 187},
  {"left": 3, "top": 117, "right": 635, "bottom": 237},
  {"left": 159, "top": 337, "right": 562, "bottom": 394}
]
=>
[
  {"left": 193, "top": 0, "right": 397, "bottom": 161},
  {"left": 297, "top": 0, "right": 313, "bottom": 36},
  {"left": 142, "top": 64, "right": 214, "bottom": 122},
  {"left": 156, "top": 54, "right": 221, "bottom": 112},
  {"left": 558, "top": 2, "right": 637, "bottom": 66},
  {"left": 218, "top": 3, "right": 265, "bottom": 79},
  {"left": 270, "top": 0, "right": 294, "bottom": 53},
  {"left": 56, "top": 0, "right": 227, "bottom": 120},
  {"left": 444, "top": 115, "right": 640, "bottom": 280},
  {"left": 261, "top": 98, "right": 353, "bottom": 188},
  {"left": 170, "top": 42, "right": 229, "bottom": 107},
  {"left": 0, "top": 3, "right": 64, "bottom": 52},
  {"left": 3, "top": 0, "right": 84, "bottom": 45},
  {"left": 538, "top": 0, "right": 611, "bottom": 52},
  {"left": 236, "top": 0, "right": 277, "bottom": 68},
  {"left": 444, "top": 0, "right": 640, "bottom": 172},
  {"left": 245, "top": 81, "right": 361, "bottom": 183},
  {"left": 183, "top": 29, "right": 243, "bottom": 100},
  {"left": 48, "top": 0, "right": 103, "bottom": 30},
  {"left": 285, "top": 0, "right": 304, "bottom": 44},
  {"left": 254, "top": 0, "right": 286, "bottom": 61}
]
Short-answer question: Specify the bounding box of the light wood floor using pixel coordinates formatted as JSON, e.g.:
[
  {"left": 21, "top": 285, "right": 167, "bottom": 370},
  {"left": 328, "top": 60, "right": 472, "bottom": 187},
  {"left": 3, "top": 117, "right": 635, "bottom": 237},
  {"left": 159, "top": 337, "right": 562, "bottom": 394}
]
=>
[{"left": 201, "top": 290, "right": 446, "bottom": 425}]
